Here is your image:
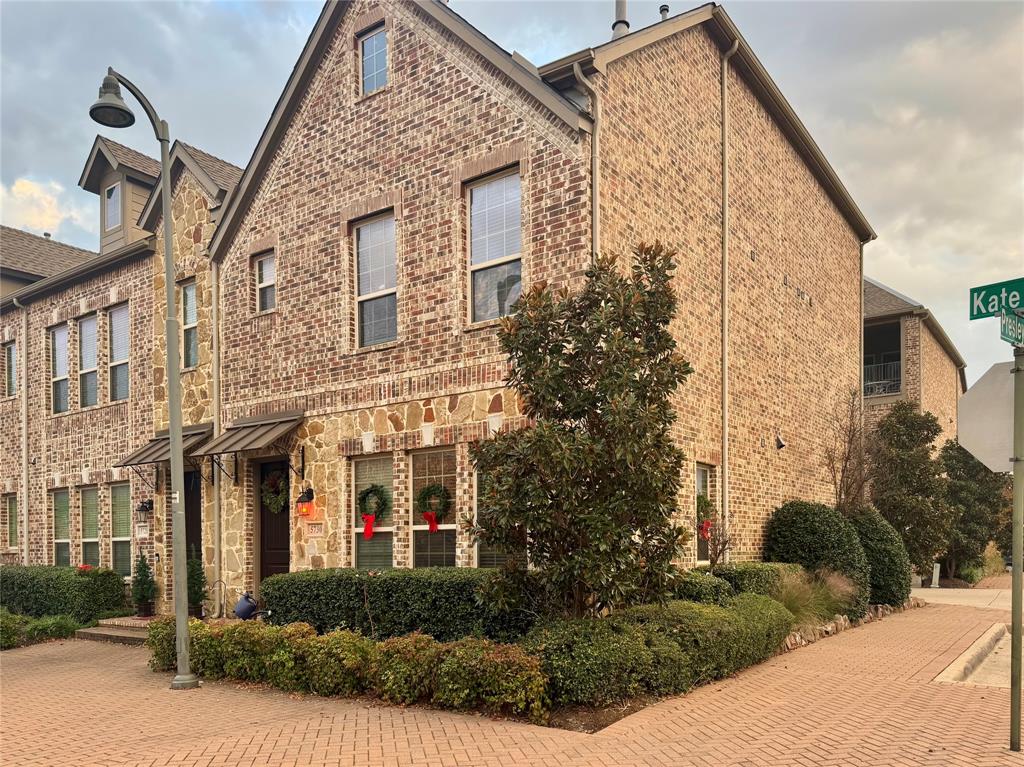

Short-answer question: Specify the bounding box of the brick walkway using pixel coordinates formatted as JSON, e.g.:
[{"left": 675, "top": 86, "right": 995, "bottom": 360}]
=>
[{"left": 0, "top": 603, "right": 1018, "bottom": 767}]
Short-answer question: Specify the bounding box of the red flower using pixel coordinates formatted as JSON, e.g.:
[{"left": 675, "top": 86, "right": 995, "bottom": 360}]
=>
[{"left": 77, "top": 564, "right": 94, "bottom": 572}]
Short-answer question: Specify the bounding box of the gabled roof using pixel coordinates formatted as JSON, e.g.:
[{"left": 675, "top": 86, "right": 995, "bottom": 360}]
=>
[
  {"left": 79, "top": 135, "right": 160, "bottom": 194},
  {"left": 138, "top": 141, "right": 244, "bottom": 231},
  {"left": 0, "top": 226, "right": 97, "bottom": 281},
  {"left": 864, "top": 276, "right": 967, "bottom": 390},
  {"left": 208, "top": 0, "right": 588, "bottom": 261},
  {"left": 539, "top": 3, "right": 875, "bottom": 243}
]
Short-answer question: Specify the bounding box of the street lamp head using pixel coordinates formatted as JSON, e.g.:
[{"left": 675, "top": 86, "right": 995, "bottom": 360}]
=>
[{"left": 89, "top": 73, "right": 135, "bottom": 129}]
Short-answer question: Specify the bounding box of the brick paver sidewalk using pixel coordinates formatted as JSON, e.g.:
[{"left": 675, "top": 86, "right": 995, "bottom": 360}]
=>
[{"left": 0, "top": 603, "right": 1017, "bottom": 766}]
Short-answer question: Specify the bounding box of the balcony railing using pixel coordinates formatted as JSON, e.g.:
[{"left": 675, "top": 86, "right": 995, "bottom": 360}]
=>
[{"left": 864, "top": 361, "right": 901, "bottom": 396}]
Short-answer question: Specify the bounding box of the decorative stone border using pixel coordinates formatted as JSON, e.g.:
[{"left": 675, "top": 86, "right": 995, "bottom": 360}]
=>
[{"left": 781, "top": 597, "right": 927, "bottom": 652}]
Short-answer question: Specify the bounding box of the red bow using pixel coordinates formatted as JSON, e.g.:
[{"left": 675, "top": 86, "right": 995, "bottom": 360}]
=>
[
  {"left": 422, "top": 511, "right": 438, "bottom": 533},
  {"left": 362, "top": 514, "right": 375, "bottom": 540},
  {"left": 699, "top": 519, "right": 713, "bottom": 541}
]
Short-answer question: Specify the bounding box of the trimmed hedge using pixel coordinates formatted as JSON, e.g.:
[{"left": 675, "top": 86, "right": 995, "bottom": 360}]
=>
[
  {"left": 307, "top": 630, "right": 377, "bottom": 697},
  {"left": 694, "top": 562, "right": 801, "bottom": 597},
  {"left": 375, "top": 632, "right": 444, "bottom": 704},
  {"left": 671, "top": 570, "right": 732, "bottom": 605},
  {"left": 433, "top": 637, "right": 547, "bottom": 720},
  {"left": 260, "top": 567, "right": 533, "bottom": 641},
  {"left": 0, "top": 565, "right": 127, "bottom": 622},
  {"left": 764, "top": 501, "right": 870, "bottom": 619},
  {"left": 849, "top": 506, "right": 912, "bottom": 607},
  {"left": 1, "top": 608, "right": 81, "bottom": 650}
]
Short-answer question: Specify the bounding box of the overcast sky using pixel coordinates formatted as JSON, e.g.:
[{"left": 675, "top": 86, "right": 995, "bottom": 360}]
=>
[{"left": 1, "top": 1, "right": 1021, "bottom": 385}]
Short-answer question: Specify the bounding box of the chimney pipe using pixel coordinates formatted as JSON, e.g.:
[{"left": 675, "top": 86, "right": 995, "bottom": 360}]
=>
[
  {"left": 43, "top": 232, "right": 51, "bottom": 239},
  {"left": 660, "top": 5, "right": 669, "bottom": 20},
  {"left": 612, "top": 0, "right": 629, "bottom": 39}
]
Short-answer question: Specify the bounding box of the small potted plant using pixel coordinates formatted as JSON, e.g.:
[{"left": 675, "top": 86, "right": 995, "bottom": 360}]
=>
[
  {"left": 132, "top": 553, "right": 157, "bottom": 617},
  {"left": 186, "top": 546, "right": 207, "bottom": 619}
]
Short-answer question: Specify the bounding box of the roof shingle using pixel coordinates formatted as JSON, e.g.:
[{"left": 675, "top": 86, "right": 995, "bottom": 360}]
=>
[
  {"left": 863, "top": 277, "right": 922, "bottom": 319},
  {"left": 179, "top": 143, "right": 243, "bottom": 192},
  {"left": 0, "top": 226, "right": 98, "bottom": 279},
  {"left": 102, "top": 138, "right": 161, "bottom": 178}
]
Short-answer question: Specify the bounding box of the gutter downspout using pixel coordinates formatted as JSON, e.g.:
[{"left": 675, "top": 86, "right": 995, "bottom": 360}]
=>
[
  {"left": 573, "top": 63, "right": 600, "bottom": 263},
  {"left": 12, "top": 297, "right": 29, "bottom": 564},
  {"left": 211, "top": 258, "right": 223, "bottom": 616},
  {"left": 720, "top": 39, "right": 739, "bottom": 557}
]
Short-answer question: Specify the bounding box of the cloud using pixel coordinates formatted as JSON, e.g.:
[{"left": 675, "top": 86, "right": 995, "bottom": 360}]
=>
[{"left": 0, "top": 178, "right": 96, "bottom": 238}]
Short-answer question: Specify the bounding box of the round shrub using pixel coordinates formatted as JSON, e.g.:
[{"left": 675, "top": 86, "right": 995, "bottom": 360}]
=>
[
  {"left": 191, "top": 621, "right": 227, "bottom": 679},
  {"left": 672, "top": 570, "right": 732, "bottom": 605},
  {"left": 306, "top": 630, "right": 378, "bottom": 697},
  {"left": 764, "top": 501, "right": 870, "bottom": 619},
  {"left": 220, "top": 621, "right": 284, "bottom": 682},
  {"left": 374, "top": 632, "right": 443, "bottom": 704},
  {"left": 694, "top": 562, "right": 802, "bottom": 596},
  {"left": 146, "top": 615, "right": 177, "bottom": 671},
  {"left": 1, "top": 609, "right": 29, "bottom": 650},
  {"left": 433, "top": 638, "right": 548, "bottom": 722},
  {"left": 265, "top": 623, "right": 316, "bottom": 691},
  {"left": 849, "top": 506, "right": 911, "bottom": 607}
]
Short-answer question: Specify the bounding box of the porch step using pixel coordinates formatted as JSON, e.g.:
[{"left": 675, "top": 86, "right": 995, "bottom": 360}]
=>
[{"left": 75, "top": 625, "right": 147, "bottom": 646}]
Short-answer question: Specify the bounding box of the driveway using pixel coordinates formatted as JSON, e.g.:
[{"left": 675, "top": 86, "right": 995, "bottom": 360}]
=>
[
  {"left": 913, "top": 586, "right": 1012, "bottom": 610},
  {"left": 0, "top": 603, "right": 1017, "bottom": 767}
]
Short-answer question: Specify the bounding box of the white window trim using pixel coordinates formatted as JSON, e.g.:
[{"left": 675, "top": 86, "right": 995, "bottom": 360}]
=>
[
  {"left": 354, "top": 212, "right": 398, "bottom": 348},
  {"left": 358, "top": 26, "right": 387, "bottom": 96},
  {"left": 352, "top": 456, "right": 395, "bottom": 568},
  {"left": 110, "top": 483, "right": 132, "bottom": 578},
  {"left": 80, "top": 487, "right": 100, "bottom": 566},
  {"left": 410, "top": 449, "right": 458, "bottom": 568},
  {"left": 50, "top": 325, "right": 69, "bottom": 414},
  {"left": 181, "top": 281, "right": 199, "bottom": 369},
  {"left": 254, "top": 252, "right": 276, "bottom": 312},
  {"left": 696, "top": 464, "right": 713, "bottom": 566},
  {"left": 108, "top": 303, "right": 130, "bottom": 401},
  {"left": 3, "top": 341, "right": 15, "bottom": 397},
  {"left": 104, "top": 182, "right": 122, "bottom": 231},
  {"left": 78, "top": 315, "right": 98, "bottom": 408},
  {"left": 52, "top": 490, "right": 70, "bottom": 566},
  {"left": 466, "top": 170, "right": 522, "bottom": 325}
]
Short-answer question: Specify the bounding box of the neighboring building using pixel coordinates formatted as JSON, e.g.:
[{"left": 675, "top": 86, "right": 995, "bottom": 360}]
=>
[
  {"left": 0, "top": 226, "right": 97, "bottom": 297},
  {"left": 2, "top": 1, "right": 875, "bottom": 611},
  {"left": 863, "top": 276, "right": 966, "bottom": 443},
  {"left": 958, "top": 362, "right": 1013, "bottom": 474}
]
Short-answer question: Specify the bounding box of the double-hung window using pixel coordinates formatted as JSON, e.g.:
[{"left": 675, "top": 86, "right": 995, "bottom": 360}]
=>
[
  {"left": 411, "top": 449, "right": 457, "bottom": 568},
  {"left": 104, "top": 182, "right": 121, "bottom": 230},
  {"left": 2, "top": 342, "right": 14, "bottom": 397},
  {"left": 255, "top": 252, "right": 276, "bottom": 312},
  {"left": 81, "top": 487, "right": 99, "bottom": 567},
  {"left": 359, "top": 27, "right": 387, "bottom": 95},
  {"left": 52, "top": 490, "right": 70, "bottom": 566},
  {"left": 50, "top": 325, "right": 69, "bottom": 413},
  {"left": 353, "top": 456, "right": 393, "bottom": 568},
  {"left": 110, "top": 483, "right": 132, "bottom": 577},
  {"left": 469, "top": 172, "right": 522, "bottom": 322},
  {"left": 78, "top": 314, "right": 98, "bottom": 407},
  {"left": 696, "top": 464, "right": 712, "bottom": 563},
  {"left": 5, "top": 495, "right": 16, "bottom": 549},
  {"left": 108, "top": 303, "right": 129, "bottom": 401},
  {"left": 355, "top": 215, "right": 397, "bottom": 347},
  {"left": 181, "top": 281, "right": 199, "bottom": 369}
]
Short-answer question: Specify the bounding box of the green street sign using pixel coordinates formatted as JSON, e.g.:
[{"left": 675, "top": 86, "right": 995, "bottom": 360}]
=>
[
  {"left": 1001, "top": 311, "right": 1024, "bottom": 345},
  {"left": 970, "top": 277, "right": 1024, "bottom": 320}
]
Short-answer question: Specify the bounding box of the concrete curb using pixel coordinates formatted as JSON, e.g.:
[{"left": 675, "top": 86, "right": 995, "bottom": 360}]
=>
[{"left": 933, "top": 622, "right": 1008, "bottom": 684}]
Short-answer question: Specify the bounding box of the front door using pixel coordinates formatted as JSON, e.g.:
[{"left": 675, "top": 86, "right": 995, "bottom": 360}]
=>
[
  {"left": 258, "top": 460, "right": 291, "bottom": 583},
  {"left": 184, "top": 470, "right": 203, "bottom": 561}
]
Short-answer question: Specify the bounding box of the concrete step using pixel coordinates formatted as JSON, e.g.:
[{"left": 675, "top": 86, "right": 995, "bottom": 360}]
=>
[{"left": 75, "top": 626, "right": 147, "bottom": 646}]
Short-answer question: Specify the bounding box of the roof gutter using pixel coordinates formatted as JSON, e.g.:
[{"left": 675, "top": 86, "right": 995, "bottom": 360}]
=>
[
  {"left": 12, "top": 297, "right": 29, "bottom": 564},
  {"left": 573, "top": 63, "right": 600, "bottom": 263}
]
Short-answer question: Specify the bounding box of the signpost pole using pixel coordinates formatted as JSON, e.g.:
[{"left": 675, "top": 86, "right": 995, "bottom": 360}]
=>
[{"left": 1012, "top": 345, "right": 1023, "bottom": 751}]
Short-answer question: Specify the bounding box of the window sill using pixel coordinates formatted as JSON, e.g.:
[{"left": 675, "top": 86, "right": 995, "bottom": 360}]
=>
[
  {"left": 47, "top": 399, "right": 128, "bottom": 419},
  {"left": 863, "top": 390, "right": 904, "bottom": 403},
  {"left": 463, "top": 318, "right": 504, "bottom": 333},
  {"left": 353, "top": 340, "right": 400, "bottom": 356},
  {"left": 355, "top": 85, "right": 389, "bottom": 105},
  {"left": 181, "top": 366, "right": 200, "bottom": 374},
  {"left": 252, "top": 308, "right": 278, "bottom": 319}
]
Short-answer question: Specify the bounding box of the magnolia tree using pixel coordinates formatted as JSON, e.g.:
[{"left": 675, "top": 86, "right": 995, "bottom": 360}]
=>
[{"left": 472, "top": 243, "right": 693, "bottom": 617}]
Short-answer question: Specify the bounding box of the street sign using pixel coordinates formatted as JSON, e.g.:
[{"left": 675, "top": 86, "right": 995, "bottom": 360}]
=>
[
  {"left": 1004, "top": 311, "right": 1024, "bottom": 346},
  {"left": 971, "top": 278, "right": 1024, "bottom": 320}
]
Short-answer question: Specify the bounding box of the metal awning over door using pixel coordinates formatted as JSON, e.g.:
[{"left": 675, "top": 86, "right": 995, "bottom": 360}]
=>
[
  {"left": 115, "top": 424, "right": 213, "bottom": 467},
  {"left": 191, "top": 410, "right": 303, "bottom": 457}
]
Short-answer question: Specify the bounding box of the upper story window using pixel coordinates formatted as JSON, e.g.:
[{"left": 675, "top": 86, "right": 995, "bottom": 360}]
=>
[
  {"left": 181, "top": 281, "right": 199, "bottom": 369},
  {"left": 355, "top": 214, "right": 397, "bottom": 347},
  {"left": 104, "top": 182, "right": 121, "bottom": 230},
  {"left": 2, "top": 341, "right": 15, "bottom": 397},
  {"left": 468, "top": 172, "right": 522, "bottom": 323},
  {"left": 78, "top": 314, "right": 98, "bottom": 407},
  {"left": 50, "top": 324, "right": 69, "bottom": 413},
  {"left": 108, "top": 303, "right": 130, "bottom": 401},
  {"left": 360, "top": 27, "right": 388, "bottom": 95},
  {"left": 254, "top": 252, "right": 276, "bottom": 312}
]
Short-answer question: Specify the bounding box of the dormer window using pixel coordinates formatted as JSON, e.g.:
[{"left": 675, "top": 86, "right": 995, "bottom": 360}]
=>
[
  {"left": 104, "top": 182, "right": 121, "bottom": 230},
  {"left": 360, "top": 27, "right": 387, "bottom": 95}
]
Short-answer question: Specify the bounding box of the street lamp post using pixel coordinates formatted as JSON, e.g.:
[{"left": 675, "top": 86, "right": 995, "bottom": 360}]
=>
[{"left": 90, "top": 68, "right": 198, "bottom": 690}]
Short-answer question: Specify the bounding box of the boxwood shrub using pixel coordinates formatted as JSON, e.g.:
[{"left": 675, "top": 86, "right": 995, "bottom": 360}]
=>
[
  {"left": 374, "top": 632, "right": 444, "bottom": 704},
  {"left": 671, "top": 570, "right": 732, "bottom": 604},
  {"left": 260, "top": 567, "right": 534, "bottom": 641},
  {"left": 0, "top": 608, "right": 81, "bottom": 650},
  {"left": 849, "top": 506, "right": 912, "bottom": 607},
  {"left": 433, "top": 638, "right": 547, "bottom": 721},
  {"left": 694, "top": 562, "right": 801, "bottom": 597},
  {"left": 0, "top": 565, "right": 127, "bottom": 622},
  {"left": 764, "top": 501, "right": 870, "bottom": 619},
  {"left": 306, "top": 630, "right": 378, "bottom": 697}
]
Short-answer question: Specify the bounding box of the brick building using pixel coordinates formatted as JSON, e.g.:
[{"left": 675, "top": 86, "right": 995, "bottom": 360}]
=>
[
  {"left": 1, "top": 1, "right": 875, "bottom": 613},
  {"left": 863, "top": 276, "right": 966, "bottom": 444}
]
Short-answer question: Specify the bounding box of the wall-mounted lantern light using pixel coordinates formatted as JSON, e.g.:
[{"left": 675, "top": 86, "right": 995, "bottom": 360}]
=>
[
  {"left": 296, "top": 483, "right": 315, "bottom": 517},
  {"left": 135, "top": 499, "right": 154, "bottom": 519}
]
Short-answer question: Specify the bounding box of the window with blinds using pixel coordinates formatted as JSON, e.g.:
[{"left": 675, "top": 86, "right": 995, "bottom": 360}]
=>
[
  {"left": 108, "top": 303, "right": 129, "bottom": 401},
  {"left": 469, "top": 172, "right": 522, "bottom": 323},
  {"left": 4, "top": 495, "right": 16, "bottom": 549},
  {"left": 81, "top": 487, "right": 99, "bottom": 566},
  {"left": 412, "top": 449, "right": 457, "bottom": 568},
  {"left": 475, "top": 471, "right": 515, "bottom": 568},
  {"left": 181, "top": 281, "right": 199, "bottom": 369},
  {"left": 110, "top": 483, "right": 132, "bottom": 577},
  {"left": 52, "top": 490, "right": 70, "bottom": 566},
  {"left": 355, "top": 214, "right": 397, "bottom": 347},
  {"left": 78, "top": 315, "right": 98, "bottom": 407},
  {"left": 353, "top": 456, "right": 393, "bottom": 568},
  {"left": 3, "top": 341, "right": 15, "bottom": 397},
  {"left": 50, "top": 325, "right": 69, "bottom": 413}
]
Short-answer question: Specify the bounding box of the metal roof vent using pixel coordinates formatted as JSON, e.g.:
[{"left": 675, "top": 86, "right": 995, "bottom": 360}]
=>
[
  {"left": 612, "top": 0, "right": 629, "bottom": 39},
  {"left": 660, "top": 4, "right": 669, "bottom": 20}
]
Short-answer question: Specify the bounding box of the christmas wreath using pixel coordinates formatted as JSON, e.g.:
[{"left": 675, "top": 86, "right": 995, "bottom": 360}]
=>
[
  {"left": 415, "top": 483, "right": 452, "bottom": 533},
  {"left": 358, "top": 484, "right": 390, "bottom": 539},
  {"left": 261, "top": 471, "right": 289, "bottom": 515}
]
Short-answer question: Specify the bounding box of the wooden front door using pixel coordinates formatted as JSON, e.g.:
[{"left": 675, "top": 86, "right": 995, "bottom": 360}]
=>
[
  {"left": 258, "top": 460, "right": 291, "bottom": 583},
  {"left": 184, "top": 470, "right": 203, "bottom": 561}
]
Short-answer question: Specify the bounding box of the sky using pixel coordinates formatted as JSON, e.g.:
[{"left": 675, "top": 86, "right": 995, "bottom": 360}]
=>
[{"left": 1, "top": 0, "right": 1021, "bottom": 385}]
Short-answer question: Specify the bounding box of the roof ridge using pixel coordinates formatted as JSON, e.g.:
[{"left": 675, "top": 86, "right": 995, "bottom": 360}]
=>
[
  {"left": 178, "top": 141, "right": 244, "bottom": 174},
  {"left": 863, "top": 275, "right": 923, "bottom": 310}
]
